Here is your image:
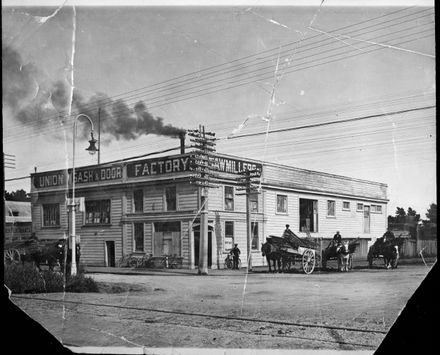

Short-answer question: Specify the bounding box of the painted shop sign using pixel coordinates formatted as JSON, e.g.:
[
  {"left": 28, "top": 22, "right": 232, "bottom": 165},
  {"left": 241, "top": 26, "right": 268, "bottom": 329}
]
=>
[
  {"left": 127, "top": 155, "right": 263, "bottom": 178},
  {"left": 33, "top": 165, "right": 123, "bottom": 188},
  {"left": 209, "top": 156, "right": 262, "bottom": 174},
  {"left": 127, "top": 156, "right": 191, "bottom": 177}
]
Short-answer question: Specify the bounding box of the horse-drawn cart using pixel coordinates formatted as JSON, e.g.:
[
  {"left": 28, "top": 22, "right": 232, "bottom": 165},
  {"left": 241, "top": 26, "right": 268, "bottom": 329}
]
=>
[
  {"left": 322, "top": 238, "right": 360, "bottom": 271},
  {"left": 262, "top": 230, "right": 319, "bottom": 274},
  {"left": 367, "top": 236, "right": 403, "bottom": 269},
  {"left": 4, "top": 237, "right": 72, "bottom": 270},
  {"left": 4, "top": 238, "right": 39, "bottom": 264}
]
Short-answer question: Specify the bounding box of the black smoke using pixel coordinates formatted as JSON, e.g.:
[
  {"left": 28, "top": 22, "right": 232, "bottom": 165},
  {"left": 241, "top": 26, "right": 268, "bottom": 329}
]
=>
[{"left": 3, "top": 44, "right": 185, "bottom": 141}]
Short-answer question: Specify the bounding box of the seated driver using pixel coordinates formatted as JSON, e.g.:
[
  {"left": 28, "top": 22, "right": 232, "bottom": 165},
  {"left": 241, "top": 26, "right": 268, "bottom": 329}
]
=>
[
  {"left": 333, "top": 231, "right": 342, "bottom": 245},
  {"left": 382, "top": 228, "right": 395, "bottom": 244}
]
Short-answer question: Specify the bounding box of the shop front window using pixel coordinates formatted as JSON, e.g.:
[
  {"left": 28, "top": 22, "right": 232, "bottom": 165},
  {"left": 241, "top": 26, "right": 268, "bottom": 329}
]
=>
[
  {"left": 43, "top": 204, "right": 60, "bottom": 227},
  {"left": 85, "top": 200, "right": 111, "bottom": 224}
]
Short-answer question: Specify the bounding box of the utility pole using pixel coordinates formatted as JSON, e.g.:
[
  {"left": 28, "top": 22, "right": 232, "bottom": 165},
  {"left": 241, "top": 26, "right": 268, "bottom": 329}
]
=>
[
  {"left": 98, "top": 108, "right": 101, "bottom": 165},
  {"left": 237, "top": 168, "right": 261, "bottom": 271},
  {"left": 188, "top": 125, "right": 217, "bottom": 275}
]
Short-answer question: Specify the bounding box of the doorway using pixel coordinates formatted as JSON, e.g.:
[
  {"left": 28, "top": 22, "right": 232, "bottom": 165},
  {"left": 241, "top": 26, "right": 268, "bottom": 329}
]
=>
[
  {"left": 193, "top": 227, "right": 212, "bottom": 268},
  {"left": 364, "top": 206, "right": 371, "bottom": 234},
  {"left": 105, "top": 241, "right": 115, "bottom": 267}
]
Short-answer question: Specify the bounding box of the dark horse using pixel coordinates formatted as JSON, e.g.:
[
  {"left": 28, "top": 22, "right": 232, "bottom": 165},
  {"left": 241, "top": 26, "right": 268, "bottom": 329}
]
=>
[
  {"left": 21, "top": 239, "right": 80, "bottom": 272},
  {"left": 368, "top": 237, "right": 403, "bottom": 269},
  {"left": 261, "top": 242, "right": 282, "bottom": 273}
]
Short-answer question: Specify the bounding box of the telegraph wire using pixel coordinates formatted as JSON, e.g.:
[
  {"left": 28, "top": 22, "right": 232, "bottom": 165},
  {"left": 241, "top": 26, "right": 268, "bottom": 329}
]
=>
[
  {"left": 4, "top": 26, "right": 434, "bottom": 142},
  {"left": 3, "top": 7, "right": 433, "bottom": 136},
  {"left": 5, "top": 105, "right": 435, "bottom": 181},
  {"left": 221, "top": 105, "right": 435, "bottom": 140}
]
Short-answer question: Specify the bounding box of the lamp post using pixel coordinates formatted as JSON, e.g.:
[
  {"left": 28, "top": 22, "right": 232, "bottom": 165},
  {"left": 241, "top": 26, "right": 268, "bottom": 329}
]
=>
[{"left": 70, "top": 114, "right": 98, "bottom": 276}]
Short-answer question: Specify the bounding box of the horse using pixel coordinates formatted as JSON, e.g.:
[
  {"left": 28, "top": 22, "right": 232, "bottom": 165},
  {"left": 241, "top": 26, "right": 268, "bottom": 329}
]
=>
[
  {"left": 337, "top": 241, "right": 351, "bottom": 272},
  {"left": 261, "top": 242, "right": 282, "bottom": 273},
  {"left": 382, "top": 238, "right": 403, "bottom": 269},
  {"left": 21, "top": 239, "right": 80, "bottom": 272},
  {"left": 368, "top": 237, "right": 402, "bottom": 269}
]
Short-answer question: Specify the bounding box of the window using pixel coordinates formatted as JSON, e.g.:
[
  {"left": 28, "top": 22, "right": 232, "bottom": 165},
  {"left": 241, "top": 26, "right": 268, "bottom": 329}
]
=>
[
  {"left": 299, "top": 199, "right": 318, "bottom": 232},
  {"left": 134, "top": 223, "right": 144, "bottom": 252},
  {"left": 224, "top": 186, "right": 234, "bottom": 211},
  {"left": 357, "top": 203, "right": 364, "bottom": 211},
  {"left": 43, "top": 204, "right": 60, "bottom": 227},
  {"left": 327, "top": 200, "right": 336, "bottom": 217},
  {"left": 224, "top": 221, "right": 234, "bottom": 251},
  {"left": 133, "top": 189, "right": 143, "bottom": 213},
  {"left": 85, "top": 200, "right": 110, "bottom": 224},
  {"left": 250, "top": 193, "right": 258, "bottom": 212},
  {"left": 371, "top": 204, "right": 383, "bottom": 214},
  {"left": 343, "top": 201, "right": 350, "bottom": 210},
  {"left": 276, "top": 195, "right": 288, "bottom": 214},
  {"left": 165, "top": 186, "right": 177, "bottom": 211},
  {"left": 251, "top": 222, "right": 259, "bottom": 250}
]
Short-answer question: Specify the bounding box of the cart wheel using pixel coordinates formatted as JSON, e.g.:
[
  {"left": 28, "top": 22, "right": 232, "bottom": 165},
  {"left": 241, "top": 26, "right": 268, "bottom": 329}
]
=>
[
  {"left": 348, "top": 254, "right": 353, "bottom": 270},
  {"left": 302, "top": 249, "right": 315, "bottom": 274},
  {"left": 4, "top": 249, "right": 21, "bottom": 264},
  {"left": 128, "top": 257, "right": 139, "bottom": 268}
]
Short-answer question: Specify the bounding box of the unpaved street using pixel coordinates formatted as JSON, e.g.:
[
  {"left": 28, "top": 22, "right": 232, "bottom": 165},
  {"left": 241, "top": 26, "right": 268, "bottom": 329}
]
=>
[{"left": 12, "top": 264, "right": 431, "bottom": 351}]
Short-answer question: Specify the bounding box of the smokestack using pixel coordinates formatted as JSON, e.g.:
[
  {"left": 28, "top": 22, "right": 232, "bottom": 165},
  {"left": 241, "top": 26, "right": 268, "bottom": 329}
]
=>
[{"left": 179, "top": 131, "right": 186, "bottom": 154}]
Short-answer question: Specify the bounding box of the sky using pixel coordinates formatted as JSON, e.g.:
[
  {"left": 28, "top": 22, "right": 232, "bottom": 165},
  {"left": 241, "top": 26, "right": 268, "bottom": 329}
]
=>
[{"left": 2, "top": 0, "right": 436, "bottom": 216}]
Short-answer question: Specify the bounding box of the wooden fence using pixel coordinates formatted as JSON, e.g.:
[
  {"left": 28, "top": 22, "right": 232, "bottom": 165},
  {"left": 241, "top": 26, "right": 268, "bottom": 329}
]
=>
[{"left": 400, "top": 238, "right": 437, "bottom": 258}]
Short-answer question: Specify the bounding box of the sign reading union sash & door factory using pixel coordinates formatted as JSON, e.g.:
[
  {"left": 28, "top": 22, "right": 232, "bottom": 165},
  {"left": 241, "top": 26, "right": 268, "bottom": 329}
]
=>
[
  {"left": 127, "top": 154, "right": 262, "bottom": 178},
  {"left": 33, "top": 165, "right": 123, "bottom": 188}
]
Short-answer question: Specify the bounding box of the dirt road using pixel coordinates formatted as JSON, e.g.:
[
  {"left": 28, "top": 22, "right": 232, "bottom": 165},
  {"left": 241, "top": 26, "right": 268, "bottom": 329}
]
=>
[{"left": 12, "top": 263, "right": 431, "bottom": 351}]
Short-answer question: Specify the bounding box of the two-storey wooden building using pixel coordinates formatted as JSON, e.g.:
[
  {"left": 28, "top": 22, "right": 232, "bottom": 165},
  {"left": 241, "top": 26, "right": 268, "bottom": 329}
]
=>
[{"left": 30, "top": 151, "right": 388, "bottom": 268}]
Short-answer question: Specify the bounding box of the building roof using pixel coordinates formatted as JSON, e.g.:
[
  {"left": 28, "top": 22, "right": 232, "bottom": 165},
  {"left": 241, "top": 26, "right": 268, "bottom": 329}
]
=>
[
  {"left": 30, "top": 151, "right": 388, "bottom": 202},
  {"left": 5, "top": 200, "right": 32, "bottom": 223}
]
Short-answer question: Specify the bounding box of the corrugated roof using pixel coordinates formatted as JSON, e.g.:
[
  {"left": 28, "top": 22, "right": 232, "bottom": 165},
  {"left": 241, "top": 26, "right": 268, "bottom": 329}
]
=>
[{"left": 4, "top": 201, "right": 32, "bottom": 218}]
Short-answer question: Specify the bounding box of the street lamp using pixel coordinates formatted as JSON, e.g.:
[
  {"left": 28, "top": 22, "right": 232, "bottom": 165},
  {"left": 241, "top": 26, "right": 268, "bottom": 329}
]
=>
[{"left": 70, "top": 114, "right": 98, "bottom": 276}]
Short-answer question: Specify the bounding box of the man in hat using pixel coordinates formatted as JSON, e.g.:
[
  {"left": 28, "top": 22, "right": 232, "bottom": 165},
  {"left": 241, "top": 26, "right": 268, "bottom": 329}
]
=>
[
  {"left": 230, "top": 243, "right": 241, "bottom": 270},
  {"left": 332, "top": 231, "right": 342, "bottom": 253}
]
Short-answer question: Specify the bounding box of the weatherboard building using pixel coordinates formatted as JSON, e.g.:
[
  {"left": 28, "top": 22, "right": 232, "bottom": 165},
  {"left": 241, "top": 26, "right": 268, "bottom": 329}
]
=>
[{"left": 30, "top": 145, "right": 388, "bottom": 268}]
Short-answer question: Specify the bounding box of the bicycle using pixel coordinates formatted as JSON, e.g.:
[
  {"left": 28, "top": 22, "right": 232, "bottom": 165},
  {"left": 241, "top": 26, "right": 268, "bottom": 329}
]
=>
[
  {"left": 117, "top": 253, "right": 141, "bottom": 268},
  {"left": 158, "top": 254, "right": 183, "bottom": 269},
  {"left": 224, "top": 254, "right": 241, "bottom": 269}
]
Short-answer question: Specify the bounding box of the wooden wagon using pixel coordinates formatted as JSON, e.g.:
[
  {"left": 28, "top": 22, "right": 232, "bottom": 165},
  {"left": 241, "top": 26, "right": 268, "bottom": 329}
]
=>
[
  {"left": 4, "top": 237, "right": 69, "bottom": 270},
  {"left": 4, "top": 238, "right": 38, "bottom": 264},
  {"left": 266, "top": 230, "right": 320, "bottom": 274},
  {"left": 321, "top": 238, "right": 360, "bottom": 271},
  {"left": 367, "top": 236, "right": 404, "bottom": 269}
]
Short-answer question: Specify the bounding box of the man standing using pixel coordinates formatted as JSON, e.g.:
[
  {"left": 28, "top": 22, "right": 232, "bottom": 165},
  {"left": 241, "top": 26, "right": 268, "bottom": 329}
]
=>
[{"left": 231, "top": 244, "right": 241, "bottom": 270}]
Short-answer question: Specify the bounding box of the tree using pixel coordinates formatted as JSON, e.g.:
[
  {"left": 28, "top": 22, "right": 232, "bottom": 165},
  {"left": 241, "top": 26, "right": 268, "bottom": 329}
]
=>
[
  {"left": 425, "top": 203, "right": 437, "bottom": 224},
  {"left": 395, "top": 207, "right": 406, "bottom": 224},
  {"left": 407, "top": 207, "right": 420, "bottom": 222},
  {"left": 4, "top": 189, "right": 30, "bottom": 202}
]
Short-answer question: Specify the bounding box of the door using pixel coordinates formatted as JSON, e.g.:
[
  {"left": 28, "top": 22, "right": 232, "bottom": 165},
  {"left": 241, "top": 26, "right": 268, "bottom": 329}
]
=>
[
  {"left": 364, "top": 206, "right": 371, "bottom": 234},
  {"left": 193, "top": 228, "right": 212, "bottom": 268},
  {"left": 106, "top": 241, "right": 115, "bottom": 267}
]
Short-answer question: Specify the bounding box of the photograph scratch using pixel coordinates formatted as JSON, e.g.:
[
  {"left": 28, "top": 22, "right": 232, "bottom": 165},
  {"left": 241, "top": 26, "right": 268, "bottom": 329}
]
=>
[{"left": 2, "top": 1, "right": 436, "bottom": 354}]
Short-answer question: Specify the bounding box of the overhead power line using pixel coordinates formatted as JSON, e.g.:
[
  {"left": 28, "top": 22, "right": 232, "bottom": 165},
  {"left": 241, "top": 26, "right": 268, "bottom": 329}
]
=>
[
  {"left": 222, "top": 105, "right": 436, "bottom": 140},
  {"left": 4, "top": 25, "right": 434, "bottom": 143},
  {"left": 3, "top": 7, "right": 434, "bottom": 139}
]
